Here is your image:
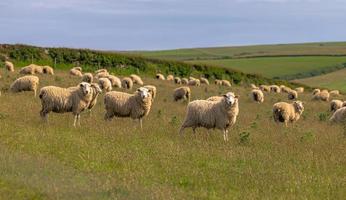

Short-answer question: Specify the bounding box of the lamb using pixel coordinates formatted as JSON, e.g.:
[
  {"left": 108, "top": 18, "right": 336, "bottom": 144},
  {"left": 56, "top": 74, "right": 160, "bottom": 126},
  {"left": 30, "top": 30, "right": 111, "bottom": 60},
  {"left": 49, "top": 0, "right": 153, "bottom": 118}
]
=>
[
  {"left": 173, "top": 86, "right": 191, "bottom": 102},
  {"left": 167, "top": 75, "right": 174, "bottom": 81},
  {"left": 260, "top": 85, "right": 271, "bottom": 92},
  {"left": 121, "top": 77, "right": 133, "bottom": 89},
  {"left": 10, "top": 75, "right": 39, "bottom": 97},
  {"left": 295, "top": 87, "right": 304, "bottom": 93},
  {"left": 270, "top": 85, "right": 281, "bottom": 93},
  {"left": 70, "top": 68, "right": 83, "bottom": 77},
  {"left": 221, "top": 80, "right": 231, "bottom": 87},
  {"left": 313, "top": 90, "right": 330, "bottom": 101},
  {"left": 143, "top": 85, "right": 157, "bottom": 102},
  {"left": 188, "top": 79, "right": 201, "bottom": 86},
  {"left": 330, "top": 107, "right": 346, "bottom": 123},
  {"left": 200, "top": 78, "right": 210, "bottom": 85},
  {"left": 251, "top": 89, "right": 264, "bottom": 103},
  {"left": 156, "top": 73, "right": 165, "bottom": 80},
  {"left": 107, "top": 75, "right": 122, "bottom": 88},
  {"left": 130, "top": 74, "right": 144, "bottom": 85},
  {"left": 330, "top": 90, "right": 340, "bottom": 96},
  {"left": 42, "top": 66, "right": 54, "bottom": 75},
  {"left": 98, "top": 78, "right": 112, "bottom": 92},
  {"left": 179, "top": 92, "right": 239, "bottom": 141},
  {"left": 174, "top": 77, "right": 181, "bottom": 84},
  {"left": 5, "top": 61, "right": 14, "bottom": 72},
  {"left": 330, "top": 100, "right": 346, "bottom": 112},
  {"left": 273, "top": 101, "right": 304, "bottom": 127},
  {"left": 215, "top": 80, "right": 223, "bottom": 86},
  {"left": 39, "top": 82, "right": 93, "bottom": 127},
  {"left": 288, "top": 89, "right": 298, "bottom": 100},
  {"left": 181, "top": 78, "right": 189, "bottom": 85},
  {"left": 104, "top": 87, "right": 152, "bottom": 129},
  {"left": 82, "top": 73, "right": 94, "bottom": 83}
]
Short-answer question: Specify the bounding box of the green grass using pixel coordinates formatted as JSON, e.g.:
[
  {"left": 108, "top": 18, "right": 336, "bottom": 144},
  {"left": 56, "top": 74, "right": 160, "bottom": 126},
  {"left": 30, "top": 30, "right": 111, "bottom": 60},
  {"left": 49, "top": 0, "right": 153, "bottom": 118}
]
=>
[
  {"left": 186, "top": 56, "right": 346, "bottom": 79},
  {"left": 132, "top": 42, "right": 346, "bottom": 60},
  {"left": 0, "top": 68, "right": 345, "bottom": 199}
]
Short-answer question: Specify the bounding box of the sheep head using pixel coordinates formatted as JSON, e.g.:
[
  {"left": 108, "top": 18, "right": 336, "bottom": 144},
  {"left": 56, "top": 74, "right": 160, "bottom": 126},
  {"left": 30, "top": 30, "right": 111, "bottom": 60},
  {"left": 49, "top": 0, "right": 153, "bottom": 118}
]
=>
[
  {"left": 293, "top": 101, "right": 304, "bottom": 114},
  {"left": 137, "top": 87, "right": 150, "bottom": 99},
  {"left": 223, "top": 92, "right": 239, "bottom": 106},
  {"left": 79, "top": 82, "right": 92, "bottom": 95}
]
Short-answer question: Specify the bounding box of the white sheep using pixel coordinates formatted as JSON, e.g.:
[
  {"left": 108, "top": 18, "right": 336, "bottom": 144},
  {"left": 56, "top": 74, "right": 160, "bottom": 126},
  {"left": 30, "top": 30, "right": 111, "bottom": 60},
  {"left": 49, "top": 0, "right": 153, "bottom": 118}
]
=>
[
  {"left": 130, "top": 74, "right": 144, "bottom": 85},
  {"left": 5, "top": 61, "right": 14, "bottom": 72},
  {"left": 200, "top": 78, "right": 210, "bottom": 85},
  {"left": 330, "top": 107, "right": 346, "bottom": 123},
  {"left": 280, "top": 85, "right": 292, "bottom": 93},
  {"left": 95, "top": 69, "right": 108, "bottom": 74},
  {"left": 215, "top": 80, "right": 223, "bottom": 86},
  {"left": 174, "top": 77, "right": 181, "bottom": 84},
  {"left": 221, "top": 80, "right": 231, "bottom": 87},
  {"left": 167, "top": 75, "right": 174, "bottom": 81},
  {"left": 68, "top": 83, "right": 102, "bottom": 113},
  {"left": 270, "top": 85, "right": 281, "bottom": 93},
  {"left": 287, "top": 89, "right": 298, "bottom": 100},
  {"left": 312, "top": 89, "right": 320, "bottom": 95},
  {"left": 98, "top": 78, "right": 112, "bottom": 92},
  {"left": 39, "top": 82, "right": 93, "bottom": 126},
  {"left": 107, "top": 75, "right": 122, "bottom": 88},
  {"left": 260, "top": 85, "right": 271, "bottom": 92},
  {"left": 188, "top": 79, "right": 201, "bottom": 86},
  {"left": 251, "top": 89, "right": 264, "bottom": 103},
  {"left": 156, "top": 73, "right": 165, "bottom": 80},
  {"left": 181, "top": 78, "right": 189, "bottom": 85},
  {"left": 143, "top": 85, "right": 157, "bottom": 102},
  {"left": 10, "top": 75, "right": 39, "bottom": 97},
  {"left": 82, "top": 73, "right": 94, "bottom": 83},
  {"left": 70, "top": 68, "right": 83, "bottom": 77},
  {"left": 173, "top": 86, "right": 191, "bottom": 102},
  {"left": 295, "top": 87, "right": 304, "bottom": 93},
  {"left": 20, "top": 64, "right": 36, "bottom": 75},
  {"left": 330, "top": 90, "right": 340, "bottom": 96},
  {"left": 122, "top": 77, "right": 133, "bottom": 89},
  {"left": 313, "top": 90, "right": 330, "bottom": 101},
  {"left": 250, "top": 84, "right": 258, "bottom": 89},
  {"left": 104, "top": 87, "right": 152, "bottom": 129},
  {"left": 330, "top": 100, "right": 346, "bottom": 112},
  {"left": 42, "top": 66, "right": 54, "bottom": 75},
  {"left": 273, "top": 101, "right": 304, "bottom": 127},
  {"left": 95, "top": 71, "right": 109, "bottom": 79},
  {"left": 179, "top": 92, "right": 239, "bottom": 141}
]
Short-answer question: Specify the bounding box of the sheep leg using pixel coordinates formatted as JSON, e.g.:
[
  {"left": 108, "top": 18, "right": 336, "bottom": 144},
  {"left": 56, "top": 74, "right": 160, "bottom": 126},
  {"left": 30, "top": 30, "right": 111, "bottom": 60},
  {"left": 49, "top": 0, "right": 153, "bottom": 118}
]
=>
[
  {"left": 34, "top": 89, "right": 37, "bottom": 97},
  {"left": 179, "top": 126, "right": 185, "bottom": 135},
  {"left": 223, "top": 129, "right": 229, "bottom": 141},
  {"left": 73, "top": 115, "right": 78, "bottom": 127},
  {"left": 77, "top": 114, "right": 81, "bottom": 126},
  {"left": 40, "top": 109, "right": 48, "bottom": 122},
  {"left": 139, "top": 118, "right": 143, "bottom": 129}
]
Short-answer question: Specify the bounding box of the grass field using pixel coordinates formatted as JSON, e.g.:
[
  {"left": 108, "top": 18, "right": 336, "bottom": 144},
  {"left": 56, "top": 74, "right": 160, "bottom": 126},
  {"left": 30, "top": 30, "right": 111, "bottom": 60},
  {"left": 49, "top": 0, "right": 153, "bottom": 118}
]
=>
[
  {"left": 0, "top": 67, "right": 345, "bottom": 199},
  {"left": 186, "top": 56, "right": 346, "bottom": 79},
  {"left": 132, "top": 42, "right": 346, "bottom": 60},
  {"left": 294, "top": 68, "right": 346, "bottom": 92}
]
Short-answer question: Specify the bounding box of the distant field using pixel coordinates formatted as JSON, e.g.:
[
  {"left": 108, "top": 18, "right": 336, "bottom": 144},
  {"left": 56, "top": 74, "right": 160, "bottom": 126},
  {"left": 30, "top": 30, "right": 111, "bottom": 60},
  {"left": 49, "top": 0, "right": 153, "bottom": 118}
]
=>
[
  {"left": 294, "top": 68, "right": 346, "bottom": 92},
  {"left": 132, "top": 42, "right": 346, "bottom": 60},
  {"left": 186, "top": 56, "right": 346, "bottom": 79}
]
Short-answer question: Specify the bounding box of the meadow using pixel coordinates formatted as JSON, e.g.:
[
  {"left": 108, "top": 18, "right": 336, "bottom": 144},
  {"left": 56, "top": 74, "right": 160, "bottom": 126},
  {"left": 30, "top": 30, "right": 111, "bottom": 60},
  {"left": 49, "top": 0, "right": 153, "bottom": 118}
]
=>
[{"left": 0, "top": 67, "right": 345, "bottom": 199}]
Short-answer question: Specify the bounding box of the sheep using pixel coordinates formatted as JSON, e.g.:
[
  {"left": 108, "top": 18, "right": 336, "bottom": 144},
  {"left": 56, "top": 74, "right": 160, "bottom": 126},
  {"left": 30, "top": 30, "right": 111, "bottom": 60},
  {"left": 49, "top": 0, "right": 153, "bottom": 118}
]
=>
[
  {"left": 95, "top": 71, "right": 109, "bottom": 79},
  {"left": 295, "top": 87, "right": 304, "bottom": 93},
  {"left": 70, "top": 68, "right": 83, "bottom": 77},
  {"left": 10, "top": 75, "right": 39, "bottom": 97},
  {"left": 33, "top": 64, "right": 43, "bottom": 74},
  {"left": 98, "top": 78, "right": 112, "bottom": 92},
  {"left": 107, "top": 75, "right": 122, "bottom": 88},
  {"left": 330, "top": 100, "right": 346, "bottom": 112},
  {"left": 39, "top": 82, "right": 93, "bottom": 127},
  {"left": 174, "top": 77, "right": 181, "bottom": 84},
  {"left": 95, "top": 69, "right": 108, "bottom": 74},
  {"left": 280, "top": 85, "right": 292, "bottom": 93},
  {"left": 250, "top": 84, "right": 258, "bottom": 89},
  {"left": 179, "top": 92, "right": 239, "bottom": 141},
  {"left": 86, "top": 83, "right": 102, "bottom": 112},
  {"left": 156, "top": 73, "right": 165, "bottom": 80},
  {"left": 288, "top": 89, "right": 298, "bottom": 100},
  {"left": 20, "top": 64, "right": 36, "bottom": 75},
  {"left": 200, "top": 78, "right": 210, "bottom": 85},
  {"left": 330, "top": 90, "right": 340, "bottom": 96},
  {"left": 73, "top": 67, "right": 82, "bottom": 72},
  {"left": 173, "top": 86, "right": 191, "bottom": 102},
  {"left": 42, "top": 65, "right": 54, "bottom": 75},
  {"left": 188, "top": 79, "right": 201, "bottom": 86},
  {"left": 104, "top": 87, "right": 152, "bottom": 129},
  {"left": 313, "top": 90, "right": 330, "bottom": 101},
  {"left": 167, "top": 75, "right": 174, "bottom": 81},
  {"left": 330, "top": 107, "right": 346, "bottom": 123},
  {"left": 189, "top": 76, "right": 196, "bottom": 81},
  {"left": 121, "top": 77, "right": 133, "bottom": 89},
  {"left": 251, "top": 89, "right": 264, "bottom": 103},
  {"left": 130, "top": 74, "right": 144, "bottom": 85},
  {"left": 181, "top": 78, "right": 189, "bottom": 85},
  {"left": 82, "top": 73, "right": 94, "bottom": 83},
  {"left": 312, "top": 89, "right": 320, "bottom": 95},
  {"left": 273, "top": 101, "right": 304, "bottom": 127},
  {"left": 260, "top": 85, "right": 271, "bottom": 92},
  {"left": 221, "top": 80, "right": 231, "bottom": 87},
  {"left": 215, "top": 80, "right": 223, "bottom": 86},
  {"left": 270, "top": 85, "right": 281, "bottom": 93},
  {"left": 5, "top": 61, "right": 14, "bottom": 72},
  {"left": 143, "top": 85, "right": 157, "bottom": 102},
  {"left": 206, "top": 96, "right": 223, "bottom": 101}
]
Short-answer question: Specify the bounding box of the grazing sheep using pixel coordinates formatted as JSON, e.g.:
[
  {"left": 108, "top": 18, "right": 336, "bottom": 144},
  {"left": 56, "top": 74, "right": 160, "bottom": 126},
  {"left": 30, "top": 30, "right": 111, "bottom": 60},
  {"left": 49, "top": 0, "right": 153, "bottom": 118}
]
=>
[
  {"left": 188, "top": 79, "right": 201, "bottom": 86},
  {"left": 273, "top": 101, "right": 304, "bottom": 127},
  {"left": 156, "top": 73, "right": 165, "bottom": 80},
  {"left": 95, "top": 71, "right": 109, "bottom": 79},
  {"left": 288, "top": 89, "right": 298, "bottom": 100},
  {"left": 20, "top": 64, "right": 36, "bottom": 75},
  {"left": 143, "top": 85, "right": 157, "bottom": 102},
  {"left": 330, "top": 100, "right": 345, "bottom": 112},
  {"left": 167, "top": 75, "right": 174, "bottom": 81},
  {"left": 98, "top": 78, "right": 112, "bottom": 92},
  {"left": 70, "top": 68, "right": 83, "bottom": 77},
  {"left": 260, "top": 85, "right": 271, "bottom": 92},
  {"left": 82, "top": 73, "right": 94, "bottom": 83},
  {"left": 313, "top": 90, "right": 330, "bottom": 101},
  {"left": 10, "top": 75, "right": 39, "bottom": 97},
  {"left": 130, "top": 74, "right": 144, "bottom": 85},
  {"left": 174, "top": 77, "right": 181, "bottom": 84},
  {"left": 121, "top": 77, "right": 133, "bottom": 89},
  {"left": 330, "top": 90, "right": 340, "bottom": 96},
  {"left": 200, "top": 78, "right": 210, "bottom": 85},
  {"left": 280, "top": 85, "right": 292, "bottom": 93},
  {"left": 5, "top": 61, "right": 14, "bottom": 72},
  {"left": 95, "top": 69, "right": 108, "bottom": 74},
  {"left": 42, "top": 66, "right": 54, "bottom": 75},
  {"left": 312, "top": 89, "right": 320, "bottom": 95},
  {"left": 104, "top": 87, "right": 152, "bottom": 129},
  {"left": 251, "top": 89, "right": 264, "bottom": 103},
  {"left": 73, "top": 67, "right": 82, "bottom": 72},
  {"left": 221, "top": 80, "right": 231, "bottom": 87},
  {"left": 87, "top": 83, "right": 102, "bottom": 112},
  {"left": 330, "top": 107, "right": 346, "bottom": 123},
  {"left": 179, "top": 92, "right": 239, "bottom": 141},
  {"left": 173, "top": 86, "right": 191, "bottom": 102},
  {"left": 39, "top": 82, "right": 93, "bottom": 127},
  {"left": 189, "top": 76, "right": 196, "bottom": 81},
  {"left": 107, "top": 75, "right": 122, "bottom": 88},
  {"left": 250, "top": 84, "right": 258, "bottom": 89},
  {"left": 33, "top": 64, "right": 43, "bottom": 74},
  {"left": 295, "top": 87, "right": 304, "bottom": 93},
  {"left": 181, "top": 78, "right": 189, "bottom": 85},
  {"left": 215, "top": 80, "right": 223, "bottom": 86},
  {"left": 270, "top": 85, "right": 281, "bottom": 93}
]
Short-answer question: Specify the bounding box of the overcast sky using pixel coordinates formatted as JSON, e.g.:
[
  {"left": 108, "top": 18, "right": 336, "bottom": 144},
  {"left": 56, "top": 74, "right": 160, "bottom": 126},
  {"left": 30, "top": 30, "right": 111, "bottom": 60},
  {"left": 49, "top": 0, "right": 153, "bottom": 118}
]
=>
[{"left": 1, "top": 0, "right": 346, "bottom": 50}]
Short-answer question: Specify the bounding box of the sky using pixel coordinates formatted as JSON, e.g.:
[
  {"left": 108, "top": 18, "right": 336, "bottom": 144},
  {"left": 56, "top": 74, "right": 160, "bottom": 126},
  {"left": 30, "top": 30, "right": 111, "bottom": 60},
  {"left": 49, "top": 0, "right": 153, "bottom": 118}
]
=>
[{"left": 1, "top": 0, "right": 346, "bottom": 50}]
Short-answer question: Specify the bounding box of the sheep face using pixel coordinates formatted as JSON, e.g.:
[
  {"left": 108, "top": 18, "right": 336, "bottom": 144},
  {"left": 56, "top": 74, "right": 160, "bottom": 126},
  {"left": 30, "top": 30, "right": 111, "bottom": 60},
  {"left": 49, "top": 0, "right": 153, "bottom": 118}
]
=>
[
  {"left": 293, "top": 101, "right": 304, "bottom": 113},
  {"left": 138, "top": 87, "right": 150, "bottom": 99},
  {"left": 80, "top": 82, "right": 92, "bottom": 95},
  {"left": 223, "top": 92, "right": 238, "bottom": 106},
  {"left": 91, "top": 83, "right": 102, "bottom": 94}
]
